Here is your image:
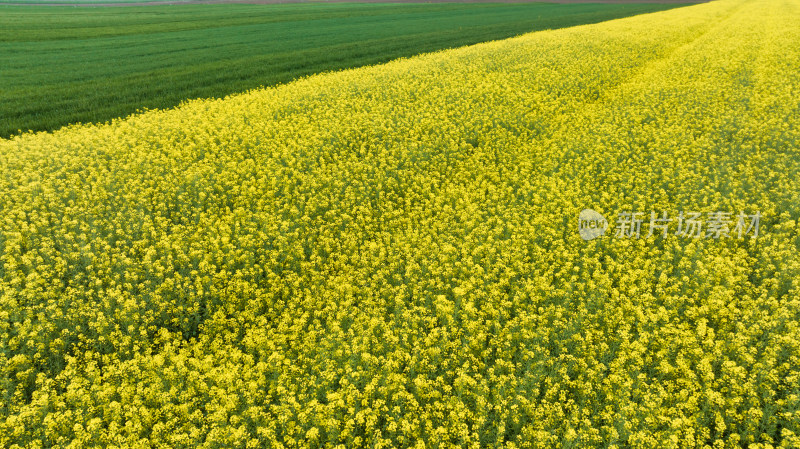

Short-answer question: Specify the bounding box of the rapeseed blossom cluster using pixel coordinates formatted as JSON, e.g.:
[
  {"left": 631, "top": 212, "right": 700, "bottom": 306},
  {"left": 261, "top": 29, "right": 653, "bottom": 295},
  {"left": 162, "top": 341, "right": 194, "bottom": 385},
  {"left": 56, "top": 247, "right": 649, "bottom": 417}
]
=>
[{"left": 1, "top": 0, "right": 799, "bottom": 447}]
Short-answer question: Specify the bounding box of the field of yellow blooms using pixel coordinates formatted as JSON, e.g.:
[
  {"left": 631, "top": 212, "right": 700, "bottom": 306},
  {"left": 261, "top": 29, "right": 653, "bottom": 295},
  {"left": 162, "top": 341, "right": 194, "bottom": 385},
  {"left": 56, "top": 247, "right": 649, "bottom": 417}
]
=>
[{"left": 1, "top": 0, "right": 799, "bottom": 446}]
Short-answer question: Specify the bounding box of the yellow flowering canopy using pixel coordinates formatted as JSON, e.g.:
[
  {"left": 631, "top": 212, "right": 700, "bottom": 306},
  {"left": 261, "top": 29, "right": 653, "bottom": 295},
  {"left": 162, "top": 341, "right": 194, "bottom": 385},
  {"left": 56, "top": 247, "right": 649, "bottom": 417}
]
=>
[{"left": 1, "top": 0, "right": 799, "bottom": 447}]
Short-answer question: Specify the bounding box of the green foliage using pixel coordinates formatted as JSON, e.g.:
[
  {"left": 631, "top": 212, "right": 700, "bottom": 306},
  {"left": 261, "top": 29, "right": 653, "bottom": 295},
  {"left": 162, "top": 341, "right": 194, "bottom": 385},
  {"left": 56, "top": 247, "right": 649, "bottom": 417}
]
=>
[{"left": 0, "top": 2, "right": 681, "bottom": 137}]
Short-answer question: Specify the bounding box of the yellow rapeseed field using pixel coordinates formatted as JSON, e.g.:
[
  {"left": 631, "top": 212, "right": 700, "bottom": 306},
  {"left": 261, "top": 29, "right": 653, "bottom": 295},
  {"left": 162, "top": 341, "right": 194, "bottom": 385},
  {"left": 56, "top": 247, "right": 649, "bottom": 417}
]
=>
[{"left": 1, "top": 0, "right": 799, "bottom": 447}]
